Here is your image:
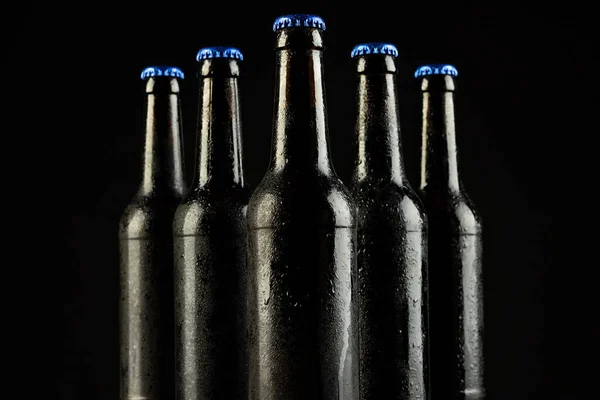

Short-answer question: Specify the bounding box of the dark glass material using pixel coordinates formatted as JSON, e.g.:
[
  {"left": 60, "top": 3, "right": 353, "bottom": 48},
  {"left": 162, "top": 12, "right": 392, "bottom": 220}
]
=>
[
  {"left": 247, "top": 14, "right": 358, "bottom": 400},
  {"left": 416, "top": 66, "right": 484, "bottom": 400},
  {"left": 349, "top": 44, "right": 430, "bottom": 400},
  {"left": 119, "top": 66, "right": 187, "bottom": 400},
  {"left": 172, "top": 47, "right": 249, "bottom": 399}
]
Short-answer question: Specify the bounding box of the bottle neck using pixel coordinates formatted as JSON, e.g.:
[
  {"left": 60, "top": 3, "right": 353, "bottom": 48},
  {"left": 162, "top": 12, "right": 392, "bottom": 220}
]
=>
[
  {"left": 419, "top": 75, "right": 461, "bottom": 193},
  {"left": 140, "top": 78, "right": 186, "bottom": 196},
  {"left": 196, "top": 59, "right": 245, "bottom": 188},
  {"left": 271, "top": 28, "right": 332, "bottom": 174},
  {"left": 353, "top": 55, "right": 406, "bottom": 184}
]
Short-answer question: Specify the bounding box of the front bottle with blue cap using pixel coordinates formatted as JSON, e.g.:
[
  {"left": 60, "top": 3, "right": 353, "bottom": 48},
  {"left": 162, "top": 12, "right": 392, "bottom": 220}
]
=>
[
  {"left": 349, "top": 43, "right": 430, "bottom": 400},
  {"left": 119, "top": 65, "right": 187, "bottom": 400},
  {"left": 416, "top": 63, "right": 485, "bottom": 400},
  {"left": 173, "top": 46, "right": 249, "bottom": 400},
  {"left": 247, "top": 14, "right": 358, "bottom": 400}
]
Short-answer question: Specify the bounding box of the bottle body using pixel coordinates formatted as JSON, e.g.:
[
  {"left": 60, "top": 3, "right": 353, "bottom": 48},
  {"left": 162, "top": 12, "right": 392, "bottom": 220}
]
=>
[
  {"left": 119, "top": 195, "right": 182, "bottom": 400},
  {"left": 119, "top": 73, "right": 186, "bottom": 400},
  {"left": 173, "top": 53, "right": 249, "bottom": 400},
  {"left": 173, "top": 188, "right": 248, "bottom": 399},
  {"left": 247, "top": 17, "right": 358, "bottom": 400},
  {"left": 422, "top": 191, "right": 483, "bottom": 400},
  {"left": 352, "top": 183, "right": 429, "bottom": 400},
  {"left": 248, "top": 171, "right": 357, "bottom": 400},
  {"left": 349, "top": 50, "right": 429, "bottom": 400},
  {"left": 418, "top": 73, "right": 484, "bottom": 400}
]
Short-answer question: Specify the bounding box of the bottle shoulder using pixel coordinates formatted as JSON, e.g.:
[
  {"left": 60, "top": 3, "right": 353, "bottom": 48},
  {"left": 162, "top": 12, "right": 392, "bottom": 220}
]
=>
[
  {"left": 179, "top": 183, "right": 249, "bottom": 205},
  {"left": 118, "top": 191, "right": 182, "bottom": 239},
  {"left": 351, "top": 180, "right": 427, "bottom": 232},
  {"left": 419, "top": 187, "right": 482, "bottom": 234},
  {"left": 247, "top": 170, "right": 355, "bottom": 229},
  {"left": 173, "top": 185, "right": 248, "bottom": 236}
]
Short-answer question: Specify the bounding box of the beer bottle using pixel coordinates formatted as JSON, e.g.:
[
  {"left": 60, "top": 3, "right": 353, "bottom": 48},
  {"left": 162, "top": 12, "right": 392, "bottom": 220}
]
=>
[
  {"left": 415, "top": 64, "right": 484, "bottom": 399},
  {"left": 119, "top": 66, "right": 187, "bottom": 400},
  {"left": 349, "top": 43, "right": 430, "bottom": 400},
  {"left": 173, "top": 47, "right": 249, "bottom": 399},
  {"left": 247, "top": 14, "right": 358, "bottom": 400}
]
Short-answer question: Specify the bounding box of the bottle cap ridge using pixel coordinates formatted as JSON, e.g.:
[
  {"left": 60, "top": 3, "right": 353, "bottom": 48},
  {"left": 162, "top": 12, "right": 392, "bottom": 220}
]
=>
[
  {"left": 414, "top": 64, "right": 458, "bottom": 78},
  {"left": 196, "top": 47, "right": 244, "bottom": 61},
  {"left": 351, "top": 43, "right": 398, "bottom": 58},
  {"left": 273, "top": 14, "right": 326, "bottom": 31},
  {"left": 140, "top": 66, "right": 185, "bottom": 80}
]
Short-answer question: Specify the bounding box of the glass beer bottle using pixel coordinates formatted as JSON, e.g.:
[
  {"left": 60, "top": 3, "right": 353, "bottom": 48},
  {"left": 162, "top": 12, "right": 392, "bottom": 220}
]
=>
[
  {"left": 173, "top": 47, "right": 249, "bottom": 399},
  {"left": 119, "top": 66, "right": 187, "bottom": 400},
  {"left": 247, "top": 14, "right": 358, "bottom": 400},
  {"left": 415, "top": 64, "right": 484, "bottom": 400},
  {"left": 349, "top": 43, "right": 430, "bottom": 400}
]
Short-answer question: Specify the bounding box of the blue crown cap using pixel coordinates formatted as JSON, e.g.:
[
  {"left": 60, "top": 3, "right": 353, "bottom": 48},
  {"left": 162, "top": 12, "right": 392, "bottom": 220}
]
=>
[
  {"left": 196, "top": 47, "right": 244, "bottom": 61},
  {"left": 273, "top": 14, "right": 326, "bottom": 31},
  {"left": 140, "top": 66, "right": 184, "bottom": 80},
  {"left": 414, "top": 64, "right": 458, "bottom": 78},
  {"left": 351, "top": 43, "right": 398, "bottom": 58}
]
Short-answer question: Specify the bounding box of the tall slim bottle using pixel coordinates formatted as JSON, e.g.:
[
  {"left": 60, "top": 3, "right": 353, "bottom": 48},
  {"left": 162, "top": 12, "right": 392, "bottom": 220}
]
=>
[
  {"left": 247, "top": 14, "right": 358, "bottom": 400},
  {"left": 173, "top": 47, "right": 249, "bottom": 400},
  {"left": 415, "top": 64, "right": 484, "bottom": 399},
  {"left": 349, "top": 43, "right": 429, "bottom": 400},
  {"left": 119, "top": 66, "right": 187, "bottom": 400}
]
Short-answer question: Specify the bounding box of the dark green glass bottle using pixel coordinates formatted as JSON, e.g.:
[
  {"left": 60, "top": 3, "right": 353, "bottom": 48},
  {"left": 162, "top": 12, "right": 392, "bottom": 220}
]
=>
[
  {"left": 173, "top": 47, "right": 249, "bottom": 399},
  {"left": 247, "top": 14, "right": 358, "bottom": 400},
  {"left": 349, "top": 43, "right": 430, "bottom": 400},
  {"left": 415, "top": 64, "right": 484, "bottom": 400},
  {"left": 119, "top": 66, "right": 187, "bottom": 400}
]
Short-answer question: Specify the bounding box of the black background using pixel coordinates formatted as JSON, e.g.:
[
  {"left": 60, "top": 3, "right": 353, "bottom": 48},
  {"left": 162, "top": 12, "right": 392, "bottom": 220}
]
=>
[{"left": 16, "top": 1, "right": 593, "bottom": 399}]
